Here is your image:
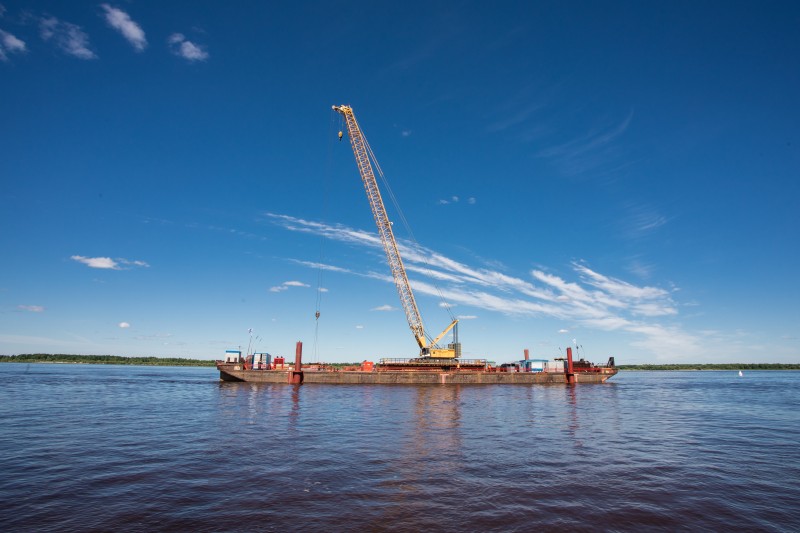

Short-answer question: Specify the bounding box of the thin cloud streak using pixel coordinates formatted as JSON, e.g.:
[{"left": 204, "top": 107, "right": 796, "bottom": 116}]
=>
[
  {"left": 71, "top": 256, "right": 149, "bottom": 270},
  {"left": 536, "top": 110, "right": 634, "bottom": 160},
  {"left": 533, "top": 110, "right": 635, "bottom": 177},
  {"left": 270, "top": 280, "right": 310, "bottom": 292}
]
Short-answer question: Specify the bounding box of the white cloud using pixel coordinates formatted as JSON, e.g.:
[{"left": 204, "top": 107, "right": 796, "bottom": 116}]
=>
[
  {"left": 467, "top": 197, "right": 476, "bottom": 204},
  {"left": 371, "top": 304, "right": 395, "bottom": 311},
  {"left": 40, "top": 16, "right": 96, "bottom": 59},
  {"left": 401, "top": 130, "right": 412, "bottom": 137},
  {"left": 0, "top": 29, "right": 26, "bottom": 61},
  {"left": 457, "top": 315, "right": 477, "bottom": 320},
  {"left": 270, "top": 280, "right": 310, "bottom": 292},
  {"left": 558, "top": 329, "right": 569, "bottom": 334},
  {"left": 18, "top": 305, "right": 44, "bottom": 312},
  {"left": 71, "top": 255, "right": 149, "bottom": 270},
  {"left": 168, "top": 33, "right": 208, "bottom": 62},
  {"left": 355, "top": 325, "right": 364, "bottom": 329},
  {"left": 118, "top": 322, "right": 130, "bottom": 328},
  {"left": 101, "top": 4, "right": 147, "bottom": 51},
  {"left": 72, "top": 255, "right": 119, "bottom": 269}
]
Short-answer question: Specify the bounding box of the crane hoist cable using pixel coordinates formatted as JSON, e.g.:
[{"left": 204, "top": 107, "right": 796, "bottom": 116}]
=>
[
  {"left": 311, "top": 109, "right": 338, "bottom": 363},
  {"left": 360, "top": 119, "right": 457, "bottom": 327}
]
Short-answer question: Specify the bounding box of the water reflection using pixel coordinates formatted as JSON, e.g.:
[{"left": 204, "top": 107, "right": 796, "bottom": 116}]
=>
[
  {"left": 565, "top": 384, "right": 582, "bottom": 448},
  {"left": 411, "top": 385, "right": 463, "bottom": 460},
  {"left": 378, "top": 385, "right": 465, "bottom": 521},
  {"left": 287, "top": 384, "right": 302, "bottom": 434}
]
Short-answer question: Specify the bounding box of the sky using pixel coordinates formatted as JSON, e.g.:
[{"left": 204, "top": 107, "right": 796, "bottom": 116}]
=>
[{"left": 1, "top": 1, "right": 798, "bottom": 364}]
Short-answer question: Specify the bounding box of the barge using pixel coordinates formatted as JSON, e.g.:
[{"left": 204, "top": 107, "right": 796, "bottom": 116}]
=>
[
  {"left": 215, "top": 106, "right": 620, "bottom": 386},
  {"left": 216, "top": 343, "right": 618, "bottom": 385}
]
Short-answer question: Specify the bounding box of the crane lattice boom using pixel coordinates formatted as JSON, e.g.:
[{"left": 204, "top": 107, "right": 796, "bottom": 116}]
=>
[{"left": 333, "top": 104, "right": 457, "bottom": 357}]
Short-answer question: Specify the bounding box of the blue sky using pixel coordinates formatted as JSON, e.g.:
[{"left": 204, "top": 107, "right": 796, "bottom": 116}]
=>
[{"left": 2, "top": 1, "right": 798, "bottom": 364}]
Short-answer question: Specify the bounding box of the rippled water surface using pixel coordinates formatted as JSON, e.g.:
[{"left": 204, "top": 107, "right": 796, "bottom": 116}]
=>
[{"left": 1, "top": 364, "right": 798, "bottom": 531}]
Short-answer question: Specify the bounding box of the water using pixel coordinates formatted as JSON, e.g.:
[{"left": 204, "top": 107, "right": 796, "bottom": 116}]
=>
[{"left": 1, "top": 365, "right": 798, "bottom": 532}]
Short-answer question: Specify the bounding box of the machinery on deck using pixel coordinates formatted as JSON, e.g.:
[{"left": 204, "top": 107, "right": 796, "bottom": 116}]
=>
[{"left": 333, "top": 104, "right": 460, "bottom": 361}]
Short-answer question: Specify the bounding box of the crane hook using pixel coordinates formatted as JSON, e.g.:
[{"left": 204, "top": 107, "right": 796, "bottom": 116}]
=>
[{"left": 338, "top": 131, "right": 343, "bottom": 141}]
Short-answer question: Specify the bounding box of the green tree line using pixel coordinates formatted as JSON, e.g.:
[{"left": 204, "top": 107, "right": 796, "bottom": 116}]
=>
[
  {"left": 618, "top": 363, "right": 800, "bottom": 370},
  {"left": 0, "top": 354, "right": 216, "bottom": 367}
]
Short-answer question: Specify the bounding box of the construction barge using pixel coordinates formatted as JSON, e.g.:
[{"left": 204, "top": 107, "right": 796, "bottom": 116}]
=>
[
  {"left": 216, "top": 105, "right": 619, "bottom": 386},
  {"left": 216, "top": 343, "right": 618, "bottom": 385}
]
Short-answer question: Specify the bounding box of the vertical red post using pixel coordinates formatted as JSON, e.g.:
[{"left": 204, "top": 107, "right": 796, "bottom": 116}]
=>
[
  {"left": 566, "top": 346, "right": 575, "bottom": 384},
  {"left": 295, "top": 341, "right": 303, "bottom": 372},
  {"left": 524, "top": 349, "right": 529, "bottom": 360},
  {"left": 289, "top": 341, "right": 304, "bottom": 384}
]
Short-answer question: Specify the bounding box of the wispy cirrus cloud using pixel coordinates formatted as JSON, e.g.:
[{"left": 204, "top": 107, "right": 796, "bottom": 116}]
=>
[
  {"left": 101, "top": 4, "right": 146, "bottom": 51},
  {"left": 488, "top": 86, "right": 635, "bottom": 178},
  {"left": 168, "top": 32, "right": 208, "bottom": 62},
  {"left": 619, "top": 202, "right": 670, "bottom": 239},
  {"left": 40, "top": 16, "right": 95, "bottom": 59},
  {"left": 371, "top": 304, "right": 396, "bottom": 312},
  {"left": 535, "top": 110, "right": 635, "bottom": 176},
  {"left": 71, "top": 255, "right": 150, "bottom": 270},
  {"left": 266, "top": 213, "right": 696, "bottom": 358},
  {"left": 488, "top": 99, "right": 548, "bottom": 133},
  {"left": 0, "top": 29, "right": 26, "bottom": 61},
  {"left": 18, "top": 305, "right": 44, "bottom": 312},
  {"left": 536, "top": 111, "right": 633, "bottom": 160}
]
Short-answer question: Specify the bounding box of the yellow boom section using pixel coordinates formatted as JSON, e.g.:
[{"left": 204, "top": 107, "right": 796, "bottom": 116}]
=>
[{"left": 333, "top": 104, "right": 457, "bottom": 357}]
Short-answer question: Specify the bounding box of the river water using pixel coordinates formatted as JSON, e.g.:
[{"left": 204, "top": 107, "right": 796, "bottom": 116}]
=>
[{"left": 0, "top": 364, "right": 798, "bottom": 532}]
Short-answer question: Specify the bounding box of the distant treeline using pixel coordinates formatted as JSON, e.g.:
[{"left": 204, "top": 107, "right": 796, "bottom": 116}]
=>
[
  {"left": 618, "top": 363, "right": 800, "bottom": 370},
  {"left": 0, "top": 354, "right": 216, "bottom": 367}
]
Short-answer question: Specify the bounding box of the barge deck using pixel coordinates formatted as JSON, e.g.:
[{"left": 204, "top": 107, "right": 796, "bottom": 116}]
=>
[{"left": 216, "top": 364, "right": 616, "bottom": 384}]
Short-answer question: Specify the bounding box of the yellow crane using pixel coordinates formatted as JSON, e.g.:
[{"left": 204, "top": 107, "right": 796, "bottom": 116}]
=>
[{"left": 333, "top": 104, "right": 460, "bottom": 360}]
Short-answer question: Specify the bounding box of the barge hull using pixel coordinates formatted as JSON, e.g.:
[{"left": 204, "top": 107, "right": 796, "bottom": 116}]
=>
[{"left": 217, "top": 364, "right": 616, "bottom": 384}]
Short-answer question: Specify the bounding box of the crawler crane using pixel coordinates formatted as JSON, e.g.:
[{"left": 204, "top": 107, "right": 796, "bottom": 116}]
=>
[{"left": 333, "top": 105, "right": 461, "bottom": 361}]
